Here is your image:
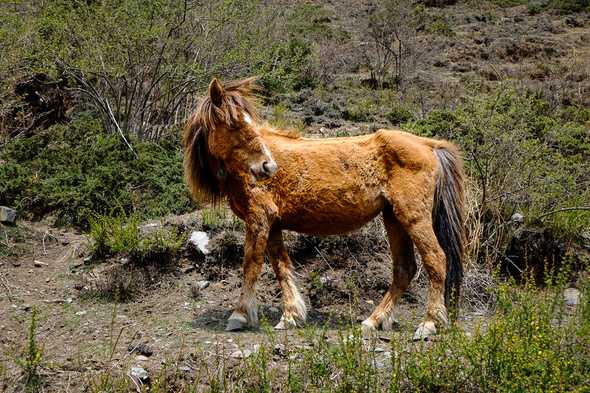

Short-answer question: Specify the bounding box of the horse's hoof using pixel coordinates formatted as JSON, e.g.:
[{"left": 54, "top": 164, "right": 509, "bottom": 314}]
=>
[
  {"left": 412, "top": 321, "right": 437, "bottom": 341},
  {"left": 361, "top": 320, "right": 377, "bottom": 337},
  {"left": 226, "top": 313, "right": 248, "bottom": 332},
  {"left": 274, "top": 315, "right": 297, "bottom": 330}
]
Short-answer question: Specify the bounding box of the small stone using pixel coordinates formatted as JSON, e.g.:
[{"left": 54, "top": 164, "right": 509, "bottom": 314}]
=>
[
  {"left": 12, "top": 261, "right": 21, "bottom": 267},
  {"left": 65, "top": 297, "right": 73, "bottom": 304},
  {"left": 83, "top": 256, "right": 92, "bottom": 264},
  {"left": 128, "top": 343, "right": 154, "bottom": 357},
  {"left": 76, "top": 311, "right": 87, "bottom": 316},
  {"left": 34, "top": 260, "right": 48, "bottom": 267},
  {"left": 564, "top": 288, "right": 580, "bottom": 306},
  {"left": 0, "top": 206, "right": 17, "bottom": 224},
  {"left": 511, "top": 213, "right": 524, "bottom": 224},
  {"left": 136, "top": 355, "right": 149, "bottom": 361},
  {"left": 273, "top": 344, "right": 286, "bottom": 357},
  {"left": 130, "top": 366, "right": 149, "bottom": 382},
  {"left": 196, "top": 280, "right": 210, "bottom": 290},
  {"left": 179, "top": 366, "right": 192, "bottom": 373},
  {"left": 188, "top": 231, "right": 210, "bottom": 254},
  {"left": 374, "top": 347, "right": 385, "bottom": 353},
  {"left": 230, "top": 349, "right": 252, "bottom": 359},
  {"left": 180, "top": 265, "right": 196, "bottom": 274}
]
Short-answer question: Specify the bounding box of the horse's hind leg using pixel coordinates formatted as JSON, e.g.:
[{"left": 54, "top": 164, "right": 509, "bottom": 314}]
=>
[
  {"left": 390, "top": 180, "right": 449, "bottom": 340},
  {"left": 267, "top": 227, "right": 307, "bottom": 329},
  {"left": 362, "top": 208, "right": 416, "bottom": 333}
]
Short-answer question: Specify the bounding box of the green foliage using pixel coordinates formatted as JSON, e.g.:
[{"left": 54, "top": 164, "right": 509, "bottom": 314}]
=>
[
  {"left": 88, "top": 212, "right": 185, "bottom": 262},
  {"left": 343, "top": 99, "right": 376, "bottom": 122},
  {"left": 0, "top": 113, "right": 192, "bottom": 227},
  {"left": 0, "top": 0, "right": 318, "bottom": 134},
  {"left": 16, "top": 307, "right": 43, "bottom": 393},
  {"left": 407, "top": 89, "right": 590, "bottom": 239},
  {"left": 385, "top": 106, "right": 414, "bottom": 125},
  {"left": 83, "top": 275, "right": 590, "bottom": 391},
  {"left": 491, "top": 0, "right": 589, "bottom": 12},
  {"left": 425, "top": 16, "right": 455, "bottom": 36}
]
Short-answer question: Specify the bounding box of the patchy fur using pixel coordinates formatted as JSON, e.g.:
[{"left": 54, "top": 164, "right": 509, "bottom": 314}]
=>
[{"left": 183, "top": 77, "right": 466, "bottom": 336}]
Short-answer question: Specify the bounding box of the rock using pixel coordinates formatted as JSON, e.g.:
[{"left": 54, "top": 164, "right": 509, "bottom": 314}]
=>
[
  {"left": 33, "top": 260, "right": 48, "bottom": 267},
  {"left": 273, "top": 344, "right": 286, "bottom": 357},
  {"left": 136, "top": 355, "right": 149, "bottom": 361},
  {"left": 196, "top": 280, "right": 210, "bottom": 290},
  {"left": 564, "top": 288, "right": 580, "bottom": 306},
  {"left": 130, "top": 366, "right": 149, "bottom": 382},
  {"left": 179, "top": 365, "right": 192, "bottom": 373},
  {"left": 0, "top": 206, "right": 17, "bottom": 224},
  {"left": 230, "top": 349, "right": 252, "bottom": 359},
  {"left": 180, "top": 265, "right": 196, "bottom": 274},
  {"left": 76, "top": 311, "right": 87, "bottom": 316},
  {"left": 188, "top": 231, "right": 210, "bottom": 254},
  {"left": 128, "top": 343, "right": 154, "bottom": 357},
  {"left": 511, "top": 213, "right": 524, "bottom": 224}
]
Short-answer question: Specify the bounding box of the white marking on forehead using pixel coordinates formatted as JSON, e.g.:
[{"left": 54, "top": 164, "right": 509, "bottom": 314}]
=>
[
  {"left": 243, "top": 113, "right": 252, "bottom": 125},
  {"left": 261, "top": 141, "right": 275, "bottom": 163}
]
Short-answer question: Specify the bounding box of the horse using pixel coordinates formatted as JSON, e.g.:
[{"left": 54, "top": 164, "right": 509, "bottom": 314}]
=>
[{"left": 183, "top": 77, "right": 465, "bottom": 340}]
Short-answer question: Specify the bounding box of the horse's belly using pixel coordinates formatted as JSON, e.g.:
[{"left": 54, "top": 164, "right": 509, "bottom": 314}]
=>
[{"left": 279, "top": 189, "right": 386, "bottom": 235}]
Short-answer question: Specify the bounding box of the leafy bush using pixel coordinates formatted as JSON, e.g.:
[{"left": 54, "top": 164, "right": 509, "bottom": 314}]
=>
[
  {"left": 408, "top": 89, "right": 590, "bottom": 239},
  {"left": 0, "top": 1, "right": 318, "bottom": 138},
  {"left": 88, "top": 212, "right": 185, "bottom": 262},
  {"left": 385, "top": 106, "right": 414, "bottom": 125},
  {"left": 0, "top": 113, "right": 192, "bottom": 227}
]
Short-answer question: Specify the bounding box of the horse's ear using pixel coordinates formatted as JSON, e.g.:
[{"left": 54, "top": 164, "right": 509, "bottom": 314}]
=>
[{"left": 208, "top": 78, "right": 224, "bottom": 108}]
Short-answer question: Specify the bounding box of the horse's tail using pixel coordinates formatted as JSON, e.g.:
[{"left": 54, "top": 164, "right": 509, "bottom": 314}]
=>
[{"left": 432, "top": 143, "right": 465, "bottom": 316}]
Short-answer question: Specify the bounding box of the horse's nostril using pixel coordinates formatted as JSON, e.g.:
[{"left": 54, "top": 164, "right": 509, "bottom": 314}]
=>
[{"left": 262, "top": 161, "right": 271, "bottom": 173}]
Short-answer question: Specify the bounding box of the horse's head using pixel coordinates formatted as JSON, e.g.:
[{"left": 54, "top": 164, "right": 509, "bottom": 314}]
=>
[{"left": 183, "top": 77, "right": 277, "bottom": 202}]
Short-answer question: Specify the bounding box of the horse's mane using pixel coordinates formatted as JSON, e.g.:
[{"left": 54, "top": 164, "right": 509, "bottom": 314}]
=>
[{"left": 183, "top": 77, "right": 260, "bottom": 203}]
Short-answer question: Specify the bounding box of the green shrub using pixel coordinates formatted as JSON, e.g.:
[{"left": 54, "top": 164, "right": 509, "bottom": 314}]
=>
[
  {"left": 343, "top": 99, "right": 376, "bottom": 122},
  {"left": 407, "top": 89, "right": 590, "bottom": 240},
  {"left": 385, "top": 107, "right": 413, "bottom": 125},
  {"left": 0, "top": 113, "right": 192, "bottom": 228},
  {"left": 88, "top": 212, "right": 185, "bottom": 262},
  {"left": 17, "top": 307, "right": 43, "bottom": 393},
  {"left": 426, "top": 17, "right": 455, "bottom": 36}
]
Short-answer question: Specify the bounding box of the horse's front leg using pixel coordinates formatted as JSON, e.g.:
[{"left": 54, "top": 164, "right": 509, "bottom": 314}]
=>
[{"left": 226, "top": 216, "right": 271, "bottom": 331}]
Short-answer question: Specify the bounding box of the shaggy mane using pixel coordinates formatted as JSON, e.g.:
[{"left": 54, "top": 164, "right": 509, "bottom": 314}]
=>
[{"left": 183, "top": 77, "right": 260, "bottom": 203}]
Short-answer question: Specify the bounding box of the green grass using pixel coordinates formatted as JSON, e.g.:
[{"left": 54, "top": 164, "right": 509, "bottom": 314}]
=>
[
  {"left": 16, "top": 307, "right": 43, "bottom": 393},
  {"left": 88, "top": 211, "right": 185, "bottom": 263}
]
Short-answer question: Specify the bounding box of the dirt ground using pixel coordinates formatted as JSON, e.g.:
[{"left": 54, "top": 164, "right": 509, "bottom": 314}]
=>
[{"left": 0, "top": 218, "right": 492, "bottom": 391}]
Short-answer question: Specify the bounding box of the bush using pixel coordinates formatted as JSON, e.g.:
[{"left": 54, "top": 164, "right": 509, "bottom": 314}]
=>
[
  {"left": 0, "top": 1, "right": 318, "bottom": 139},
  {"left": 0, "top": 113, "right": 192, "bottom": 227},
  {"left": 385, "top": 107, "right": 414, "bottom": 125},
  {"left": 88, "top": 212, "right": 185, "bottom": 263},
  {"left": 407, "top": 88, "right": 590, "bottom": 265}
]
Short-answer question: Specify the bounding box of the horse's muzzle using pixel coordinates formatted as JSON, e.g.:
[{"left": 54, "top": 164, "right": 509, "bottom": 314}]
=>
[{"left": 252, "top": 160, "right": 278, "bottom": 180}]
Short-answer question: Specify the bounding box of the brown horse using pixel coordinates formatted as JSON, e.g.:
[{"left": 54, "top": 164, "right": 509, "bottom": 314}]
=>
[{"left": 183, "top": 77, "right": 465, "bottom": 340}]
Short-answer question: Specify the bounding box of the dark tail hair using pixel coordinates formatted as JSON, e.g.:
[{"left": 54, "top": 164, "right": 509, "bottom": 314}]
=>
[{"left": 433, "top": 145, "right": 465, "bottom": 316}]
